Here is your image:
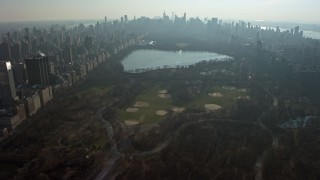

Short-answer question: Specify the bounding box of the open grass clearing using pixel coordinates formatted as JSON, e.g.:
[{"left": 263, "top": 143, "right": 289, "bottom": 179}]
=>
[
  {"left": 186, "top": 86, "right": 249, "bottom": 109},
  {"left": 119, "top": 86, "right": 172, "bottom": 124},
  {"left": 119, "top": 86, "right": 248, "bottom": 124}
]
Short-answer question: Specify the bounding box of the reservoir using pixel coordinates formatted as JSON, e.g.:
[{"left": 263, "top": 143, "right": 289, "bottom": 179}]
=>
[{"left": 122, "top": 49, "right": 231, "bottom": 72}]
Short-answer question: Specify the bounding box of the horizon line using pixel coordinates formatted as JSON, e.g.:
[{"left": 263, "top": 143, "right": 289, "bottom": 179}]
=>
[{"left": 0, "top": 17, "right": 319, "bottom": 26}]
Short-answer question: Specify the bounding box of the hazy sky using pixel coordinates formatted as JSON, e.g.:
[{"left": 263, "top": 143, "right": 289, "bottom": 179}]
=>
[{"left": 0, "top": 0, "right": 319, "bottom": 24}]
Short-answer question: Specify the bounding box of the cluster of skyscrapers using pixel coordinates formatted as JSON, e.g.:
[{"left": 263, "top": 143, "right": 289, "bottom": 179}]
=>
[
  {"left": 0, "top": 51, "right": 54, "bottom": 135},
  {"left": 0, "top": 16, "right": 140, "bottom": 135}
]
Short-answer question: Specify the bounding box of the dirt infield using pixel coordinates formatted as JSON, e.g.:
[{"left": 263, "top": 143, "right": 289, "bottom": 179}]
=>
[
  {"left": 171, "top": 107, "right": 185, "bottom": 113},
  {"left": 155, "top": 110, "right": 168, "bottom": 116},
  {"left": 204, "top": 104, "right": 222, "bottom": 111},
  {"left": 126, "top": 108, "right": 139, "bottom": 112},
  {"left": 158, "top": 94, "right": 172, "bottom": 99},
  {"left": 158, "top": 90, "right": 168, "bottom": 94},
  {"left": 125, "top": 120, "right": 140, "bottom": 126},
  {"left": 209, "top": 92, "right": 223, "bottom": 97}
]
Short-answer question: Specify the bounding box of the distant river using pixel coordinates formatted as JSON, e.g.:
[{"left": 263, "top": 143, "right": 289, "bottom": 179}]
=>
[
  {"left": 261, "top": 26, "right": 320, "bottom": 39},
  {"left": 303, "top": 31, "right": 320, "bottom": 40},
  {"left": 121, "top": 49, "right": 231, "bottom": 72}
]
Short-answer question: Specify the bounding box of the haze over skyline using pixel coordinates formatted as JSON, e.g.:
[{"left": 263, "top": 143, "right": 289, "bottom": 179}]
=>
[{"left": 0, "top": 0, "right": 319, "bottom": 24}]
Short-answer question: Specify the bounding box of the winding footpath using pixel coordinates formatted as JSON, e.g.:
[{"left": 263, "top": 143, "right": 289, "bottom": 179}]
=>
[
  {"left": 254, "top": 86, "right": 279, "bottom": 180},
  {"left": 95, "top": 107, "right": 123, "bottom": 180}
]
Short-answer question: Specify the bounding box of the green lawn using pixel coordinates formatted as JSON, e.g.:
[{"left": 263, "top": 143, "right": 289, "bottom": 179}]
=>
[
  {"left": 119, "top": 86, "right": 248, "bottom": 124},
  {"left": 119, "top": 86, "right": 172, "bottom": 124},
  {"left": 186, "top": 86, "right": 248, "bottom": 108}
]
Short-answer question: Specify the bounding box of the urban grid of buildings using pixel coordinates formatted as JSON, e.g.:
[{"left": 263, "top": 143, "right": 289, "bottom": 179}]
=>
[{"left": 0, "top": 15, "right": 141, "bottom": 135}]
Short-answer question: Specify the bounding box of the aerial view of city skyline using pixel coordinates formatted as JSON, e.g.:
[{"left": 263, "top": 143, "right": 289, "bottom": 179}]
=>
[
  {"left": 0, "top": 0, "right": 319, "bottom": 24},
  {"left": 1, "top": 1, "right": 320, "bottom": 179}
]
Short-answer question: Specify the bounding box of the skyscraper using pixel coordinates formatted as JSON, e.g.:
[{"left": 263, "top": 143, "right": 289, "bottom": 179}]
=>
[
  {"left": 24, "top": 28, "right": 30, "bottom": 36},
  {"left": 84, "top": 36, "right": 93, "bottom": 50},
  {"left": 62, "top": 46, "right": 73, "bottom": 64},
  {"left": 11, "top": 42, "right": 22, "bottom": 61},
  {"left": 13, "top": 31, "right": 18, "bottom": 42},
  {"left": 21, "top": 41, "right": 30, "bottom": 57},
  {"left": 13, "top": 62, "right": 28, "bottom": 85},
  {"left": 0, "top": 42, "right": 12, "bottom": 62},
  {"left": 25, "top": 53, "right": 50, "bottom": 86},
  {"left": 294, "top": 26, "right": 300, "bottom": 36},
  {"left": 0, "top": 61, "right": 17, "bottom": 109},
  {"left": 212, "top": 18, "right": 218, "bottom": 25}
]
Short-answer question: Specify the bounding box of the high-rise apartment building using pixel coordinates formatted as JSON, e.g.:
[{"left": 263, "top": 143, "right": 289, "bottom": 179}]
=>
[
  {"left": 11, "top": 42, "right": 22, "bottom": 61},
  {"left": 0, "top": 42, "right": 12, "bottom": 62},
  {"left": 25, "top": 53, "right": 50, "bottom": 86},
  {"left": 0, "top": 61, "right": 17, "bottom": 109},
  {"left": 294, "top": 26, "right": 300, "bottom": 36}
]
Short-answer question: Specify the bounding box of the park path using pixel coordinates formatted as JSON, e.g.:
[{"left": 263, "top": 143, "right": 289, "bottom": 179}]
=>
[
  {"left": 95, "top": 107, "right": 123, "bottom": 180},
  {"left": 254, "top": 85, "right": 279, "bottom": 180}
]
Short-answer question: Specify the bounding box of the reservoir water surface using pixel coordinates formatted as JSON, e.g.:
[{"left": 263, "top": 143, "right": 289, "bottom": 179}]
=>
[{"left": 122, "top": 49, "right": 231, "bottom": 72}]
